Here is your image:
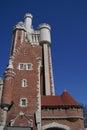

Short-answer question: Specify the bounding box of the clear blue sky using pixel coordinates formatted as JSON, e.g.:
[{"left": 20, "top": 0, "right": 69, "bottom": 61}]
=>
[{"left": 0, "top": 0, "right": 87, "bottom": 105}]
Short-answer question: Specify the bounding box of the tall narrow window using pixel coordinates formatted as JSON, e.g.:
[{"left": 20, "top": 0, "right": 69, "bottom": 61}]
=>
[
  {"left": 19, "top": 63, "right": 24, "bottom": 70},
  {"left": 22, "top": 79, "right": 27, "bottom": 87},
  {"left": 26, "top": 63, "right": 32, "bottom": 70}
]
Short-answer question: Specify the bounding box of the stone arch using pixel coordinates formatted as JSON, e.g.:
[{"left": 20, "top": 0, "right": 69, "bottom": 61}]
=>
[{"left": 42, "top": 122, "right": 70, "bottom": 130}]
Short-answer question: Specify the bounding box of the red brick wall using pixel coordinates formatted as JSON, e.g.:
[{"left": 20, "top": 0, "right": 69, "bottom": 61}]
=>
[
  {"left": 2, "top": 29, "right": 84, "bottom": 130},
  {"left": 42, "top": 119, "right": 84, "bottom": 130},
  {"left": 41, "top": 108, "right": 84, "bottom": 130},
  {"left": 42, "top": 108, "right": 83, "bottom": 117},
  {"left": 6, "top": 41, "right": 42, "bottom": 129},
  {"left": 9, "top": 43, "right": 42, "bottom": 114}
]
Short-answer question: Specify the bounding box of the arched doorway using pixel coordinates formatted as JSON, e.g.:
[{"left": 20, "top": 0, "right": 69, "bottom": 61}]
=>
[
  {"left": 42, "top": 122, "right": 70, "bottom": 130},
  {"left": 46, "top": 128, "right": 65, "bottom": 130}
]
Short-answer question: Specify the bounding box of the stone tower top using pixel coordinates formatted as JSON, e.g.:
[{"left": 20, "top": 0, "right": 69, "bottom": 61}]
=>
[
  {"left": 38, "top": 23, "right": 51, "bottom": 44},
  {"left": 13, "top": 13, "right": 51, "bottom": 45},
  {"left": 24, "top": 13, "right": 33, "bottom": 32}
]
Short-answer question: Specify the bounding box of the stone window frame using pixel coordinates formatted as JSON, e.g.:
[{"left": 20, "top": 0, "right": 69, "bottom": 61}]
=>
[
  {"left": 18, "top": 63, "right": 33, "bottom": 70},
  {"left": 26, "top": 63, "right": 32, "bottom": 70},
  {"left": 22, "top": 79, "right": 27, "bottom": 87},
  {"left": 20, "top": 98, "right": 28, "bottom": 107},
  {"left": 19, "top": 63, "right": 24, "bottom": 70}
]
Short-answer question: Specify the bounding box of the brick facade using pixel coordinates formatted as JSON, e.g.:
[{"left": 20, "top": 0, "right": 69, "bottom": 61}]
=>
[{"left": 0, "top": 13, "right": 84, "bottom": 130}]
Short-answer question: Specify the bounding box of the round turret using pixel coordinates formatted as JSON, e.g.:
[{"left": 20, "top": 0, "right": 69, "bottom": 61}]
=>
[
  {"left": 2, "top": 58, "right": 15, "bottom": 108},
  {"left": 24, "top": 13, "right": 33, "bottom": 32},
  {"left": 38, "top": 23, "right": 51, "bottom": 45}
]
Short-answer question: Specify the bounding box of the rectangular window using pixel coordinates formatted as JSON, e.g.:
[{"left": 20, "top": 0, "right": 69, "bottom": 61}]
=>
[
  {"left": 18, "top": 63, "right": 32, "bottom": 70},
  {"left": 19, "top": 63, "right": 24, "bottom": 70},
  {"left": 26, "top": 63, "right": 32, "bottom": 70},
  {"left": 22, "top": 99, "right": 26, "bottom": 105},
  {"left": 20, "top": 98, "right": 28, "bottom": 107}
]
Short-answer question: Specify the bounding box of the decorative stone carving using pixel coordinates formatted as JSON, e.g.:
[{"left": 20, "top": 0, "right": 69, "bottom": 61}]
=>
[{"left": 13, "top": 22, "right": 26, "bottom": 31}]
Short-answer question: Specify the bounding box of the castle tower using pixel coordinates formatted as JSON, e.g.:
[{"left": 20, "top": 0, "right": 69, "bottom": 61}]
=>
[
  {"left": 0, "top": 13, "right": 84, "bottom": 130},
  {"left": 1, "top": 13, "right": 55, "bottom": 130}
]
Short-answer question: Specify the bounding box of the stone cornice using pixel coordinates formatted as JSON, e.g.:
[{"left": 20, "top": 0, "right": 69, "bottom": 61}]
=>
[{"left": 42, "top": 116, "right": 83, "bottom": 120}]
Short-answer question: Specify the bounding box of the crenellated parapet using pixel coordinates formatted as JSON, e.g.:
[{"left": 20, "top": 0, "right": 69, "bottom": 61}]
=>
[
  {"left": 12, "top": 13, "right": 51, "bottom": 48},
  {"left": 38, "top": 23, "right": 51, "bottom": 45}
]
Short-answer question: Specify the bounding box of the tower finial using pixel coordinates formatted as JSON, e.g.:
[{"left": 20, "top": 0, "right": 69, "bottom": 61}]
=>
[{"left": 64, "top": 88, "right": 67, "bottom": 92}]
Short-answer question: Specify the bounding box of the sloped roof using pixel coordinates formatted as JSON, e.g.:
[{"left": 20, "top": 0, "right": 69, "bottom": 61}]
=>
[{"left": 41, "top": 90, "right": 80, "bottom": 107}]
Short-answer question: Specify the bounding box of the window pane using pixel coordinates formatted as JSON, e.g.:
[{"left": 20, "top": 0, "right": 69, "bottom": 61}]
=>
[
  {"left": 20, "top": 64, "right": 24, "bottom": 70},
  {"left": 22, "top": 99, "right": 26, "bottom": 105},
  {"left": 26, "top": 64, "right": 32, "bottom": 70},
  {"left": 24, "top": 80, "right": 26, "bottom": 86},
  {"left": 22, "top": 79, "right": 27, "bottom": 87}
]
